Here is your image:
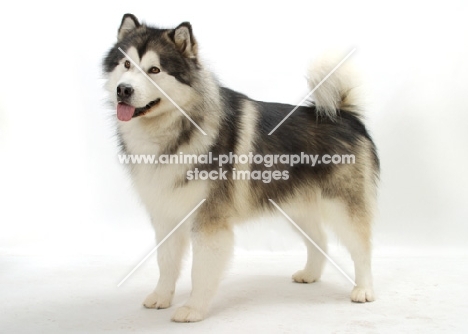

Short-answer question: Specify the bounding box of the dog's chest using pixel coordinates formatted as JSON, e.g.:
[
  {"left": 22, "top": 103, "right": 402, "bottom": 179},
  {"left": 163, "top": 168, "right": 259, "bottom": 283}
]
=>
[{"left": 118, "top": 123, "right": 207, "bottom": 221}]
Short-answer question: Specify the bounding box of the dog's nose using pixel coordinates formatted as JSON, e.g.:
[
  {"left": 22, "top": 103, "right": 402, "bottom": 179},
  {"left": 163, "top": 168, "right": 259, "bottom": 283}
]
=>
[{"left": 117, "top": 84, "right": 134, "bottom": 98}]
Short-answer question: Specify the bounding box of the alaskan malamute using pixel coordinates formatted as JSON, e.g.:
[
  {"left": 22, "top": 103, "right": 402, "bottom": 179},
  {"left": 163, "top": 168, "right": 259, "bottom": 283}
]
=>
[{"left": 103, "top": 14, "right": 379, "bottom": 322}]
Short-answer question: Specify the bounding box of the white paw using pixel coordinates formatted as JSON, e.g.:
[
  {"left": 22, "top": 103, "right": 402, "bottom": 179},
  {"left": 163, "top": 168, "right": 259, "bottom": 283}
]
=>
[
  {"left": 351, "top": 286, "right": 375, "bottom": 303},
  {"left": 171, "top": 306, "right": 205, "bottom": 322},
  {"left": 292, "top": 269, "right": 320, "bottom": 283},
  {"left": 143, "top": 291, "right": 172, "bottom": 309}
]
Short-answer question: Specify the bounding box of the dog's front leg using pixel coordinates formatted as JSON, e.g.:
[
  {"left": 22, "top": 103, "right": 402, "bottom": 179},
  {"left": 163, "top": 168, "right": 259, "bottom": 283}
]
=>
[
  {"left": 172, "top": 223, "right": 234, "bottom": 322},
  {"left": 143, "top": 220, "right": 190, "bottom": 309}
]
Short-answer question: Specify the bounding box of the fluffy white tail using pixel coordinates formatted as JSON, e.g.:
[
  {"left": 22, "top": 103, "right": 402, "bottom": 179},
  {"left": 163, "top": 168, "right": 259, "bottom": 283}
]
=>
[{"left": 307, "top": 51, "right": 363, "bottom": 118}]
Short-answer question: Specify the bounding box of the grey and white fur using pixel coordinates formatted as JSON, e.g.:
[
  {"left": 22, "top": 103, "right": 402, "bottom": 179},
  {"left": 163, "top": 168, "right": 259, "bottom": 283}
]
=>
[{"left": 103, "top": 14, "right": 379, "bottom": 322}]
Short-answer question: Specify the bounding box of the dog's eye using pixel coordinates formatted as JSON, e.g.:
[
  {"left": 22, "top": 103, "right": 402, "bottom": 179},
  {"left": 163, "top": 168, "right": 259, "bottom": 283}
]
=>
[
  {"left": 124, "top": 60, "right": 130, "bottom": 69},
  {"left": 149, "top": 66, "right": 160, "bottom": 74}
]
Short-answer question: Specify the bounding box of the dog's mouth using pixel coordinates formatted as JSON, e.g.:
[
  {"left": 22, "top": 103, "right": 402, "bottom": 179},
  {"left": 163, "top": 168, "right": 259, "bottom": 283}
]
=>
[{"left": 117, "top": 98, "right": 161, "bottom": 122}]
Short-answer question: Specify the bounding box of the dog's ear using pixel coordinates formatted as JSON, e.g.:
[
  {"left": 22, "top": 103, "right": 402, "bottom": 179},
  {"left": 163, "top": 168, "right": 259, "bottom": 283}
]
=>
[
  {"left": 118, "top": 14, "right": 140, "bottom": 41},
  {"left": 169, "top": 22, "right": 198, "bottom": 58}
]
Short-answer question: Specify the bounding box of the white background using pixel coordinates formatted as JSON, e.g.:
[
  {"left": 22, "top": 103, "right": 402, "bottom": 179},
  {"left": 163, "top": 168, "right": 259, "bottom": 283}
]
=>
[{"left": 1, "top": 1, "right": 467, "bottom": 332}]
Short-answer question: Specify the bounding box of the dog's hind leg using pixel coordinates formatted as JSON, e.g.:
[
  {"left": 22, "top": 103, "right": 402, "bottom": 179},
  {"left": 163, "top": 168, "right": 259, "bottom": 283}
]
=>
[
  {"left": 325, "top": 199, "right": 375, "bottom": 302},
  {"left": 344, "top": 223, "right": 374, "bottom": 303},
  {"left": 291, "top": 212, "right": 328, "bottom": 284},
  {"left": 172, "top": 222, "right": 234, "bottom": 322}
]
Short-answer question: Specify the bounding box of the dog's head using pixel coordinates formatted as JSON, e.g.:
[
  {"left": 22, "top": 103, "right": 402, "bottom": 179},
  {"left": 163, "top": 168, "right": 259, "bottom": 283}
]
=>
[{"left": 103, "top": 14, "right": 200, "bottom": 121}]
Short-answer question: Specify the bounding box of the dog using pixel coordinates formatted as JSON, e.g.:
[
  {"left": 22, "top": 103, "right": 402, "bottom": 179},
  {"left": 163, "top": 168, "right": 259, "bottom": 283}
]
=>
[{"left": 103, "top": 14, "right": 379, "bottom": 322}]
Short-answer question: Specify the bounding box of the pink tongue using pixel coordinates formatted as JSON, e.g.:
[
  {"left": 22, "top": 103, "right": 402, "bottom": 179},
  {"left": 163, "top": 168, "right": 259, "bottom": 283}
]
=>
[{"left": 117, "top": 103, "right": 136, "bottom": 122}]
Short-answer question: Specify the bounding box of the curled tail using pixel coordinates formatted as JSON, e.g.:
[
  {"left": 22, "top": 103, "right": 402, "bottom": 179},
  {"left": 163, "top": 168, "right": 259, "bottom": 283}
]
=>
[{"left": 307, "top": 51, "right": 363, "bottom": 118}]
